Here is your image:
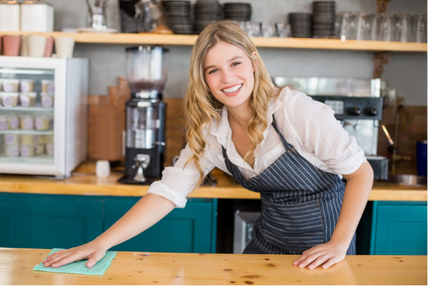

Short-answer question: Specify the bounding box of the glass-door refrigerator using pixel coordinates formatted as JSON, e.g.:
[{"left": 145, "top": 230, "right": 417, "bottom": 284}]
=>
[{"left": 0, "top": 56, "right": 88, "bottom": 178}]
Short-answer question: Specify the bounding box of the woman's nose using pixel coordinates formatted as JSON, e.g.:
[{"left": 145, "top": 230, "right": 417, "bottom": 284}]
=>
[{"left": 221, "top": 69, "right": 235, "bottom": 83}]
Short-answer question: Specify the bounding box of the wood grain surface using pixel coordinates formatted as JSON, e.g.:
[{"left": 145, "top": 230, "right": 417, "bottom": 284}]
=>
[{"left": 0, "top": 248, "right": 426, "bottom": 285}]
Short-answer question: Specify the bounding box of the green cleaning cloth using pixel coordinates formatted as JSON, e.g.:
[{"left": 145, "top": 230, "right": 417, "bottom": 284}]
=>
[{"left": 33, "top": 248, "right": 117, "bottom": 276}]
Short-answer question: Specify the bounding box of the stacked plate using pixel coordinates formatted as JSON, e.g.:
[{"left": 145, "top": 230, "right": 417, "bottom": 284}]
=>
[
  {"left": 163, "top": 1, "right": 193, "bottom": 35},
  {"left": 312, "top": 1, "right": 336, "bottom": 38},
  {"left": 289, "top": 13, "right": 312, "bottom": 38},
  {"left": 223, "top": 3, "right": 252, "bottom": 21},
  {"left": 194, "top": 0, "right": 223, "bottom": 34}
]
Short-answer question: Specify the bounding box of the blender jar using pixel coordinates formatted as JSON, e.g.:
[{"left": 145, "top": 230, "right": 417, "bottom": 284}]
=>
[{"left": 126, "top": 45, "right": 169, "bottom": 98}]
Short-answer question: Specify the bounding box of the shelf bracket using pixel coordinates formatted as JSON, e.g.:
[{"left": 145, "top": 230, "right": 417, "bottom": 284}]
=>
[
  {"left": 373, "top": 52, "right": 391, "bottom": 78},
  {"left": 376, "top": 0, "right": 392, "bottom": 13}
]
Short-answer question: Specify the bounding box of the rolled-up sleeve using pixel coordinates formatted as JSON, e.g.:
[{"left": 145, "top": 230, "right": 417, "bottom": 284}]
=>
[
  {"left": 147, "top": 144, "right": 215, "bottom": 208},
  {"left": 289, "top": 91, "right": 366, "bottom": 175}
]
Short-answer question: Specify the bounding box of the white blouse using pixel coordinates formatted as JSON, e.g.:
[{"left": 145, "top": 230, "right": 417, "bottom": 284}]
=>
[{"left": 147, "top": 87, "right": 366, "bottom": 208}]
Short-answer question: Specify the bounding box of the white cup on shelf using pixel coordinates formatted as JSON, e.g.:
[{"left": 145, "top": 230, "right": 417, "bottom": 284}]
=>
[
  {"left": 96, "top": 160, "right": 110, "bottom": 178},
  {"left": 28, "top": 35, "right": 48, "bottom": 57},
  {"left": 54, "top": 37, "right": 75, "bottom": 58}
]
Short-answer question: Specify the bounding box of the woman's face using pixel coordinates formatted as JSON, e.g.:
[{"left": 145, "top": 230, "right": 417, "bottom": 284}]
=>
[{"left": 204, "top": 41, "right": 256, "bottom": 110}]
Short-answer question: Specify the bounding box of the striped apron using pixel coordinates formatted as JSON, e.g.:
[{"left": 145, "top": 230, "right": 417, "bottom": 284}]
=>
[{"left": 222, "top": 115, "right": 356, "bottom": 255}]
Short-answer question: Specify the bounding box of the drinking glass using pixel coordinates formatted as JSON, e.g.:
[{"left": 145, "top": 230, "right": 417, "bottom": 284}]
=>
[
  {"left": 395, "top": 13, "right": 414, "bottom": 42},
  {"left": 355, "top": 11, "right": 368, "bottom": 40},
  {"left": 339, "top": 12, "right": 356, "bottom": 40},
  {"left": 414, "top": 14, "right": 427, "bottom": 43},
  {"left": 379, "top": 13, "right": 397, "bottom": 41},
  {"left": 261, "top": 22, "right": 276, "bottom": 37},
  {"left": 244, "top": 21, "right": 261, "bottom": 37},
  {"left": 366, "top": 13, "right": 382, "bottom": 41},
  {"left": 276, "top": 22, "right": 292, "bottom": 38}
]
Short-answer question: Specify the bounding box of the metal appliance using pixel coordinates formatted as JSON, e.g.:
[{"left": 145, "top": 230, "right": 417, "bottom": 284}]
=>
[
  {"left": 273, "top": 77, "right": 389, "bottom": 180},
  {"left": 118, "top": 45, "right": 168, "bottom": 185}
]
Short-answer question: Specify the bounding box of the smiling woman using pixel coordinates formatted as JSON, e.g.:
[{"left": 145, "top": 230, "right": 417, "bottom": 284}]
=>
[{"left": 42, "top": 20, "right": 373, "bottom": 271}]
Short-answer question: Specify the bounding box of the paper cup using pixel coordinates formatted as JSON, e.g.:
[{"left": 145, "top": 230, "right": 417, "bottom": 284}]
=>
[
  {"left": 20, "top": 145, "right": 35, "bottom": 157},
  {"left": 3, "top": 79, "right": 20, "bottom": 92},
  {"left": 28, "top": 35, "right": 48, "bottom": 57},
  {"left": 7, "top": 113, "right": 19, "bottom": 130},
  {"left": 2, "top": 92, "right": 19, "bottom": 107},
  {"left": 54, "top": 37, "right": 75, "bottom": 58},
  {"left": 20, "top": 134, "right": 37, "bottom": 145},
  {"left": 41, "top": 80, "right": 54, "bottom": 95},
  {"left": 35, "top": 114, "right": 53, "bottom": 130},
  {"left": 20, "top": 114, "right": 34, "bottom": 130},
  {"left": 5, "top": 145, "right": 19, "bottom": 157},
  {"left": 4, "top": 133, "right": 19, "bottom": 145},
  {"left": 20, "top": 79, "right": 35, "bottom": 93},
  {"left": 46, "top": 142, "right": 54, "bottom": 156},
  {"left": 19, "top": 92, "right": 37, "bottom": 107},
  {"left": 41, "top": 92, "right": 54, "bottom": 107},
  {"left": 0, "top": 115, "right": 8, "bottom": 130}
]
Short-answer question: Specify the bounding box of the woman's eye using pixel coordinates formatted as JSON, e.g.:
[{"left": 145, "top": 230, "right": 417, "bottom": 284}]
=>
[
  {"left": 232, "top": 62, "right": 241, "bottom": 67},
  {"left": 208, "top": 69, "right": 218, "bottom": 74}
]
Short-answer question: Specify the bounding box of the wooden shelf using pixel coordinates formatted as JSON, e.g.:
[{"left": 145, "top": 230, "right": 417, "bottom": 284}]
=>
[{"left": 1, "top": 31, "right": 427, "bottom": 52}]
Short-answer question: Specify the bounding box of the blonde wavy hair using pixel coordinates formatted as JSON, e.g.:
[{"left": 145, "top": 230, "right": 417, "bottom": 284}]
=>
[{"left": 184, "top": 20, "right": 277, "bottom": 188}]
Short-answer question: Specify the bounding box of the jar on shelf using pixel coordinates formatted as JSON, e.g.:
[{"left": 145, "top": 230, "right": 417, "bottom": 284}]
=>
[
  {"left": 8, "top": 113, "right": 19, "bottom": 130},
  {"left": 2, "top": 79, "right": 20, "bottom": 92},
  {"left": 35, "top": 113, "right": 53, "bottom": 130},
  {"left": 20, "top": 145, "right": 35, "bottom": 157},
  {"left": 0, "top": 115, "right": 7, "bottom": 131},
  {"left": 19, "top": 92, "right": 37, "bottom": 107},
  {"left": 2, "top": 92, "right": 19, "bottom": 107},
  {"left": 4, "top": 133, "right": 19, "bottom": 146},
  {"left": 45, "top": 134, "right": 54, "bottom": 156},
  {"left": 41, "top": 92, "right": 54, "bottom": 108},
  {"left": 5, "top": 145, "right": 19, "bottom": 157},
  {"left": 20, "top": 114, "right": 34, "bottom": 130},
  {"left": 20, "top": 79, "right": 35, "bottom": 93},
  {"left": 41, "top": 79, "right": 54, "bottom": 95}
]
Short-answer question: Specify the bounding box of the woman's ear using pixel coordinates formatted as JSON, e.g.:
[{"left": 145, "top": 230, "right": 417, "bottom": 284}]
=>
[{"left": 251, "top": 51, "right": 259, "bottom": 71}]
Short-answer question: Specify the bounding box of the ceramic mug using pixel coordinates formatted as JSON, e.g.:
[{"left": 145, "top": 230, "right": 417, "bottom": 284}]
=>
[
  {"left": 96, "top": 160, "right": 110, "bottom": 178},
  {"left": 54, "top": 37, "right": 75, "bottom": 58},
  {"left": 28, "top": 35, "right": 48, "bottom": 57},
  {"left": 2, "top": 35, "right": 21, "bottom": 56}
]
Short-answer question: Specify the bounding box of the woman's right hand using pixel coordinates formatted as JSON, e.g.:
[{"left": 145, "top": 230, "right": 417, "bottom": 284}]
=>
[{"left": 42, "top": 241, "right": 108, "bottom": 268}]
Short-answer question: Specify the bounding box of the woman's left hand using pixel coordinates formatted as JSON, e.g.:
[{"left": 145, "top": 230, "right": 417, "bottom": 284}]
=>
[{"left": 293, "top": 241, "right": 348, "bottom": 270}]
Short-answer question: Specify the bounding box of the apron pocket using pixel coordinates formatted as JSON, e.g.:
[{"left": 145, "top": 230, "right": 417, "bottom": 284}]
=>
[{"left": 262, "top": 200, "right": 324, "bottom": 252}]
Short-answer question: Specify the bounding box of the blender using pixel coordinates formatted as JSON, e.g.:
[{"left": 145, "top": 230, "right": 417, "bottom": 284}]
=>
[{"left": 118, "top": 45, "right": 168, "bottom": 184}]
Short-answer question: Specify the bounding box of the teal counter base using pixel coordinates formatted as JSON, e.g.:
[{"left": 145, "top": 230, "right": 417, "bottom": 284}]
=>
[
  {"left": 370, "top": 201, "right": 427, "bottom": 255},
  {"left": 0, "top": 193, "right": 217, "bottom": 254}
]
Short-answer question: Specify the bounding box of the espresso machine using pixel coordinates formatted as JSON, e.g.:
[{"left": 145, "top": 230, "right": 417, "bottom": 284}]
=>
[
  {"left": 273, "top": 77, "right": 389, "bottom": 180},
  {"left": 119, "top": 45, "right": 169, "bottom": 184}
]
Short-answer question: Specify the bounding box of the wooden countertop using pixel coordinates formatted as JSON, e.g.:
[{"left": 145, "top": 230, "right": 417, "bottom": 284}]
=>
[
  {"left": 0, "top": 162, "right": 426, "bottom": 201},
  {"left": 0, "top": 248, "right": 426, "bottom": 285}
]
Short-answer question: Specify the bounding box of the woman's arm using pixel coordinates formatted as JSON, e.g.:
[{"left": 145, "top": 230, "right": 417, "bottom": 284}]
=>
[
  {"left": 293, "top": 161, "right": 374, "bottom": 269},
  {"left": 42, "top": 193, "right": 175, "bottom": 268}
]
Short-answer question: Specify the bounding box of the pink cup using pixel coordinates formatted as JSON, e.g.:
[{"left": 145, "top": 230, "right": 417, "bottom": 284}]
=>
[
  {"left": 44, "top": 36, "right": 53, "bottom": 57},
  {"left": 3, "top": 35, "right": 21, "bottom": 56}
]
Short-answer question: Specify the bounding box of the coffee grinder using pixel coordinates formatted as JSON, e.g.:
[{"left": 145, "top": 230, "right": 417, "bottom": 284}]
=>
[{"left": 119, "top": 45, "right": 169, "bottom": 184}]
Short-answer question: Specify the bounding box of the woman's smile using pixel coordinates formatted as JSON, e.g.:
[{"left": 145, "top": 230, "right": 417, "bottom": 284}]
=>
[{"left": 221, "top": 84, "right": 243, "bottom": 96}]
